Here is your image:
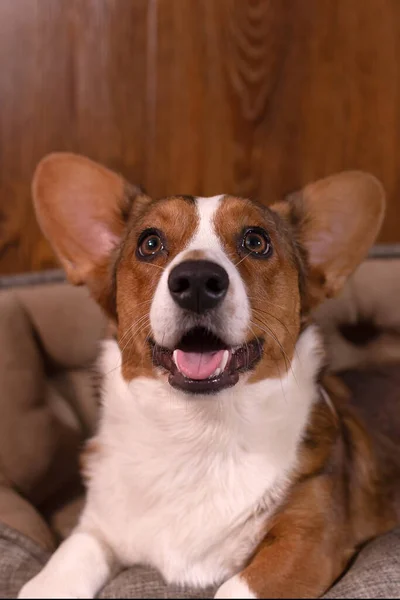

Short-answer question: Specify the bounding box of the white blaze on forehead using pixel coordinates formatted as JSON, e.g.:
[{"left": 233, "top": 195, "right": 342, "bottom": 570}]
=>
[
  {"left": 187, "top": 195, "right": 225, "bottom": 252},
  {"left": 188, "top": 194, "right": 251, "bottom": 342}
]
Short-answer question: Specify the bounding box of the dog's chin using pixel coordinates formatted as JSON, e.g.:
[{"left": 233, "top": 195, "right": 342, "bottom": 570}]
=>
[{"left": 149, "top": 327, "right": 264, "bottom": 395}]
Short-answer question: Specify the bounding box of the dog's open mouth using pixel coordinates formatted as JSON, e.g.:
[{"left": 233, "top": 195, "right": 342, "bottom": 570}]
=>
[{"left": 150, "top": 327, "right": 263, "bottom": 394}]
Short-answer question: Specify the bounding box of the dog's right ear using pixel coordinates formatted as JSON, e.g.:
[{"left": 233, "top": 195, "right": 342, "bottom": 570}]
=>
[
  {"left": 33, "top": 152, "right": 150, "bottom": 317},
  {"left": 271, "top": 171, "right": 385, "bottom": 312}
]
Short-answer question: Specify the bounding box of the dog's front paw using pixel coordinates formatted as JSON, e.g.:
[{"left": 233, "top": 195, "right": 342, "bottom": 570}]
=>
[
  {"left": 215, "top": 575, "right": 257, "bottom": 599},
  {"left": 18, "top": 573, "right": 92, "bottom": 599}
]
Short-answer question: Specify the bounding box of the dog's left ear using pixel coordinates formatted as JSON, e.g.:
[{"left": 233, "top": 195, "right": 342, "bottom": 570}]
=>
[
  {"left": 32, "top": 152, "right": 151, "bottom": 318},
  {"left": 272, "top": 171, "right": 386, "bottom": 309}
]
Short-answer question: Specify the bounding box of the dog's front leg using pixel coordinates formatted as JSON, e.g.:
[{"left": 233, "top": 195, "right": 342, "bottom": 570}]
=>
[
  {"left": 18, "top": 530, "right": 116, "bottom": 599},
  {"left": 214, "top": 530, "right": 340, "bottom": 600},
  {"left": 215, "top": 481, "right": 347, "bottom": 599}
]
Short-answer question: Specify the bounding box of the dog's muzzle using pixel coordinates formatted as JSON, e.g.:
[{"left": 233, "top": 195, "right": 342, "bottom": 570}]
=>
[{"left": 149, "top": 259, "right": 262, "bottom": 394}]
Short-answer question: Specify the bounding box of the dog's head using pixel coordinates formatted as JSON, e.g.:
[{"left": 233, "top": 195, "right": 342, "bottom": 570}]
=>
[{"left": 33, "top": 153, "right": 385, "bottom": 394}]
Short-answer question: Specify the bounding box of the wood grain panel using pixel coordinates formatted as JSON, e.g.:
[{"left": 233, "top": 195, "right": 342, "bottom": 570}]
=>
[
  {"left": 1, "top": 0, "right": 400, "bottom": 274},
  {"left": 0, "top": 0, "right": 148, "bottom": 273},
  {"left": 151, "top": 0, "right": 400, "bottom": 233}
]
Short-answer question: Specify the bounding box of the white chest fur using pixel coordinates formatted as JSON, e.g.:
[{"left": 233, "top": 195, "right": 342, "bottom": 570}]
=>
[{"left": 80, "top": 327, "right": 322, "bottom": 588}]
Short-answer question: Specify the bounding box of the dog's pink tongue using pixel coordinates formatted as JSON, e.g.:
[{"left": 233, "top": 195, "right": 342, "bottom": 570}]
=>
[{"left": 175, "top": 349, "right": 224, "bottom": 380}]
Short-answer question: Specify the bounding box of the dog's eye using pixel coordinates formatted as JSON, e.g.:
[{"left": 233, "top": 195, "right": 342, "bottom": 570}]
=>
[
  {"left": 137, "top": 229, "right": 165, "bottom": 259},
  {"left": 241, "top": 228, "right": 272, "bottom": 257}
]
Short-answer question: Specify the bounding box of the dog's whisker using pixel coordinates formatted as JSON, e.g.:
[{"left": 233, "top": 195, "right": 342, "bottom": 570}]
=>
[
  {"left": 118, "top": 302, "right": 152, "bottom": 322},
  {"left": 250, "top": 318, "right": 289, "bottom": 365},
  {"left": 145, "top": 262, "right": 166, "bottom": 271},
  {"left": 275, "top": 355, "right": 288, "bottom": 408},
  {"left": 252, "top": 307, "right": 297, "bottom": 340},
  {"left": 247, "top": 320, "right": 288, "bottom": 395},
  {"left": 109, "top": 321, "right": 151, "bottom": 376},
  {"left": 249, "top": 318, "right": 295, "bottom": 385},
  {"left": 141, "top": 329, "right": 153, "bottom": 369},
  {"left": 131, "top": 299, "right": 153, "bottom": 309},
  {"left": 247, "top": 296, "right": 287, "bottom": 312},
  {"left": 259, "top": 326, "right": 298, "bottom": 390},
  {"left": 120, "top": 319, "right": 151, "bottom": 357},
  {"left": 251, "top": 310, "right": 301, "bottom": 383},
  {"left": 248, "top": 320, "right": 287, "bottom": 407},
  {"left": 118, "top": 314, "right": 151, "bottom": 347},
  {"left": 247, "top": 323, "right": 264, "bottom": 373},
  {"left": 234, "top": 251, "right": 253, "bottom": 268}
]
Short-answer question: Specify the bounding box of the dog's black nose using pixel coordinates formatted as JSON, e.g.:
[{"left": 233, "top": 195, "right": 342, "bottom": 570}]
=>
[{"left": 168, "top": 260, "right": 229, "bottom": 314}]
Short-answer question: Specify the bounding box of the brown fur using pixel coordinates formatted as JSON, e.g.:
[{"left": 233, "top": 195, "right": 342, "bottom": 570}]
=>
[
  {"left": 214, "top": 196, "right": 301, "bottom": 381},
  {"left": 240, "top": 373, "right": 400, "bottom": 598},
  {"left": 117, "top": 196, "right": 199, "bottom": 380},
  {"left": 32, "top": 153, "right": 398, "bottom": 598}
]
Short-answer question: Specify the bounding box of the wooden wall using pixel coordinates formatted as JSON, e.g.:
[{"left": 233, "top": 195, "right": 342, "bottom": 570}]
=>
[{"left": 1, "top": 0, "right": 400, "bottom": 274}]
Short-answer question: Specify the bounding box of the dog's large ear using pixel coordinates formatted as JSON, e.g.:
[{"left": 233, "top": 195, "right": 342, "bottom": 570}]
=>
[
  {"left": 272, "top": 171, "right": 386, "bottom": 310},
  {"left": 33, "top": 152, "right": 150, "bottom": 316}
]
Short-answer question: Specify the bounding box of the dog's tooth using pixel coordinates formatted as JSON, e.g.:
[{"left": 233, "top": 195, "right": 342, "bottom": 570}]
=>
[
  {"left": 220, "top": 349, "right": 229, "bottom": 372},
  {"left": 173, "top": 350, "right": 178, "bottom": 367},
  {"left": 211, "top": 367, "right": 221, "bottom": 378}
]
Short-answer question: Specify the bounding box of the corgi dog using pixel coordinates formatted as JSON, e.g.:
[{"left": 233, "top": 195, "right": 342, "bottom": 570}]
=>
[{"left": 19, "top": 154, "right": 400, "bottom": 599}]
